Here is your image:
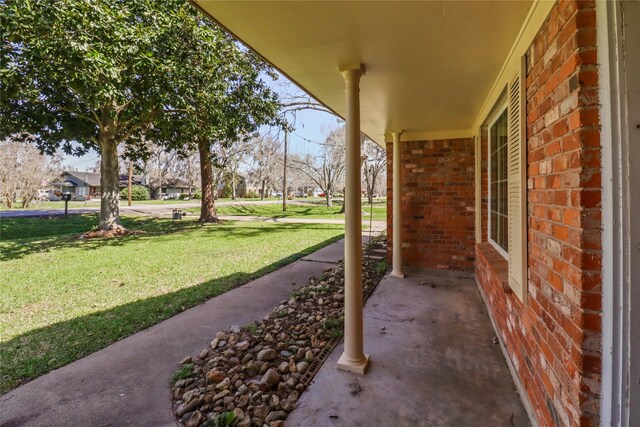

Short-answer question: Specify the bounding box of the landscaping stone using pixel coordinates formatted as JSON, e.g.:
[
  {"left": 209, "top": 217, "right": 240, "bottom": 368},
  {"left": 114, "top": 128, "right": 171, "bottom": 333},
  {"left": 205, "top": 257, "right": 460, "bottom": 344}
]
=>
[
  {"left": 171, "top": 236, "right": 387, "bottom": 426},
  {"left": 257, "top": 348, "right": 277, "bottom": 361},
  {"left": 185, "top": 411, "right": 204, "bottom": 427}
]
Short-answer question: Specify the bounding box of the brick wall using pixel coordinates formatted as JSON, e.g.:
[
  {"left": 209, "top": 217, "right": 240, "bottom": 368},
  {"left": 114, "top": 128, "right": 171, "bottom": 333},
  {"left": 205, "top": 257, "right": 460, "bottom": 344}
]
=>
[
  {"left": 476, "top": 1, "right": 601, "bottom": 426},
  {"left": 386, "top": 138, "right": 475, "bottom": 271}
]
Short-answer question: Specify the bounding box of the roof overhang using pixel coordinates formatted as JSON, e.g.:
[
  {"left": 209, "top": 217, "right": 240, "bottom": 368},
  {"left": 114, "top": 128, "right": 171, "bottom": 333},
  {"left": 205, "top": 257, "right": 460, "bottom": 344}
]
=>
[{"left": 194, "top": 1, "right": 551, "bottom": 146}]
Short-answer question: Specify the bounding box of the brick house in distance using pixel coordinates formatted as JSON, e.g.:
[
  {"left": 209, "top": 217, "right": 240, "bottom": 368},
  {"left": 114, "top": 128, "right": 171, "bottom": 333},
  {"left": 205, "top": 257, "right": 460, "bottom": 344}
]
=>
[{"left": 195, "top": 1, "right": 638, "bottom": 426}]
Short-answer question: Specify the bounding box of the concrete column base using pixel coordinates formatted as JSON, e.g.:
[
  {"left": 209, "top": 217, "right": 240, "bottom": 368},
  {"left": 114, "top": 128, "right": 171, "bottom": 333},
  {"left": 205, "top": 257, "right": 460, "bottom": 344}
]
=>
[
  {"left": 390, "top": 271, "right": 405, "bottom": 279},
  {"left": 337, "top": 353, "right": 371, "bottom": 375}
]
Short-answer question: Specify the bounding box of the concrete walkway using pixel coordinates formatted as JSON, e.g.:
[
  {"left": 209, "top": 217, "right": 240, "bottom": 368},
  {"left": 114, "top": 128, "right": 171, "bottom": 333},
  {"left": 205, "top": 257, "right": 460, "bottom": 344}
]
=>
[
  {"left": 0, "top": 240, "right": 349, "bottom": 427},
  {"left": 217, "top": 215, "right": 387, "bottom": 235},
  {"left": 2, "top": 240, "right": 530, "bottom": 427},
  {"left": 286, "top": 268, "right": 530, "bottom": 427}
]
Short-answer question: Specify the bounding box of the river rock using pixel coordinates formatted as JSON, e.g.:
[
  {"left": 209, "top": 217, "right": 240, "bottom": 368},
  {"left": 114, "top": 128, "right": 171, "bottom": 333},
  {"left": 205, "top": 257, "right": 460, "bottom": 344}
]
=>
[
  {"left": 215, "top": 377, "right": 230, "bottom": 390},
  {"left": 177, "top": 398, "right": 200, "bottom": 417},
  {"left": 257, "top": 348, "right": 277, "bottom": 361},
  {"left": 260, "top": 368, "right": 280, "bottom": 390},
  {"left": 253, "top": 404, "right": 270, "bottom": 419},
  {"left": 185, "top": 410, "right": 204, "bottom": 427},
  {"left": 236, "top": 340, "right": 250, "bottom": 351},
  {"left": 206, "top": 370, "right": 226, "bottom": 384},
  {"left": 277, "top": 361, "right": 289, "bottom": 374},
  {"left": 265, "top": 410, "right": 286, "bottom": 423},
  {"left": 296, "top": 361, "right": 310, "bottom": 374}
]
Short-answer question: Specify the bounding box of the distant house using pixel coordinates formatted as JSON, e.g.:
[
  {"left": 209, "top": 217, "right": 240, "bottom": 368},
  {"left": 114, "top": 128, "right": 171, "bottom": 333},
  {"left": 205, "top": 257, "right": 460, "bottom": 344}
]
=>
[
  {"left": 49, "top": 171, "right": 145, "bottom": 201},
  {"left": 216, "top": 175, "right": 247, "bottom": 198},
  {"left": 161, "top": 178, "right": 197, "bottom": 199}
]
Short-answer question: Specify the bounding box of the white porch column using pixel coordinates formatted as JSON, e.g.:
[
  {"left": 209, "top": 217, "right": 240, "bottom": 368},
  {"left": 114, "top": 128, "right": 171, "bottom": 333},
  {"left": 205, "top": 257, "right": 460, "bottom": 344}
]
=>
[
  {"left": 337, "top": 63, "right": 370, "bottom": 375},
  {"left": 390, "top": 131, "right": 405, "bottom": 278}
]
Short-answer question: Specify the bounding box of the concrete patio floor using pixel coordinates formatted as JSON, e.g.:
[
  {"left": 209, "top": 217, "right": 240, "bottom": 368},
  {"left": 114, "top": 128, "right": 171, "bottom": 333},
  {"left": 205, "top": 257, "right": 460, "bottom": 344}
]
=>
[{"left": 286, "top": 268, "right": 530, "bottom": 427}]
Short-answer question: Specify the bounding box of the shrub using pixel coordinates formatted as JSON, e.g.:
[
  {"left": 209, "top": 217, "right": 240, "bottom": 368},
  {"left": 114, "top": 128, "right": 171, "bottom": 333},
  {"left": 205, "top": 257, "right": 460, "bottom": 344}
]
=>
[
  {"left": 211, "top": 412, "right": 237, "bottom": 427},
  {"left": 119, "top": 185, "right": 150, "bottom": 201},
  {"left": 192, "top": 191, "right": 201, "bottom": 199},
  {"left": 179, "top": 193, "right": 190, "bottom": 200},
  {"left": 222, "top": 182, "right": 232, "bottom": 198},
  {"left": 245, "top": 190, "right": 259, "bottom": 199}
]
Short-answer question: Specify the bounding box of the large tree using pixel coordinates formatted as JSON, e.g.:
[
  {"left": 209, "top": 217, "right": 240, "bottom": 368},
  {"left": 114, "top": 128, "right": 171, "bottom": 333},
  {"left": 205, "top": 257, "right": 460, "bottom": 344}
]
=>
[
  {"left": 1, "top": 0, "right": 183, "bottom": 231},
  {"left": 152, "top": 7, "right": 283, "bottom": 222},
  {"left": 362, "top": 139, "right": 387, "bottom": 204},
  {"left": 290, "top": 127, "right": 346, "bottom": 207},
  {"left": 247, "top": 135, "right": 283, "bottom": 200},
  {"left": 0, "top": 138, "right": 57, "bottom": 208}
]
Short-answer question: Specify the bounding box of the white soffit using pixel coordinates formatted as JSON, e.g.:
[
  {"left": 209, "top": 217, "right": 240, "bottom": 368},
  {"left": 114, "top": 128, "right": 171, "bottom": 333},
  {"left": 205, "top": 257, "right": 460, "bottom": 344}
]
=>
[{"left": 194, "top": 1, "right": 534, "bottom": 146}]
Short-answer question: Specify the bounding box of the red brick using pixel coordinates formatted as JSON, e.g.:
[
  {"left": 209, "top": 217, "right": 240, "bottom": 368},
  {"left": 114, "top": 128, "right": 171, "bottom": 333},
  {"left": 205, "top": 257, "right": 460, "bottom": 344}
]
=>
[{"left": 425, "top": 2, "right": 603, "bottom": 426}]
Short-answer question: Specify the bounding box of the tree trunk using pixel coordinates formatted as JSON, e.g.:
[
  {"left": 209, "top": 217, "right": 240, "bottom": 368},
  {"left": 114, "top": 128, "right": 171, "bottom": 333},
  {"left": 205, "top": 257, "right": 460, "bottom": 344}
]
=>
[
  {"left": 231, "top": 173, "right": 237, "bottom": 201},
  {"left": 338, "top": 187, "right": 346, "bottom": 213},
  {"left": 326, "top": 193, "right": 332, "bottom": 207},
  {"left": 127, "top": 161, "right": 133, "bottom": 206},
  {"left": 260, "top": 179, "right": 266, "bottom": 201},
  {"left": 198, "top": 139, "right": 219, "bottom": 223},
  {"left": 99, "top": 138, "right": 121, "bottom": 230}
]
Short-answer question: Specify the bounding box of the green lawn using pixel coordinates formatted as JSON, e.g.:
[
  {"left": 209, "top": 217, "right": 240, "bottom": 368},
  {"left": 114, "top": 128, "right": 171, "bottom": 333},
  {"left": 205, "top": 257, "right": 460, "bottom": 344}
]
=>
[
  {"left": 0, "top": 200, "right": 95, "bottom": 210},
  {"left": 0, "top": 215, "right": 344, "bottom": 393},
  {"left": 214, "top": 202, "right": 387, "bottom": 222}
]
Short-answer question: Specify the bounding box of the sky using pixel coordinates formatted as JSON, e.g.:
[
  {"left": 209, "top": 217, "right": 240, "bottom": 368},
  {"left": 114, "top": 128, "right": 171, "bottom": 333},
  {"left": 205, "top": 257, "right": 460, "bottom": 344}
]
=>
[{"left": 61, "top": 74, "right": 341, "bottom": 171}]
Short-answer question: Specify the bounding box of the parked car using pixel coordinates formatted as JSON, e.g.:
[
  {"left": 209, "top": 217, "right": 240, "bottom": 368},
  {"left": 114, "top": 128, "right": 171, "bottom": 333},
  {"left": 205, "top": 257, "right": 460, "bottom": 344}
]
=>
[{"left": 293, "top": 191, "right": 308, "bottom": 198}]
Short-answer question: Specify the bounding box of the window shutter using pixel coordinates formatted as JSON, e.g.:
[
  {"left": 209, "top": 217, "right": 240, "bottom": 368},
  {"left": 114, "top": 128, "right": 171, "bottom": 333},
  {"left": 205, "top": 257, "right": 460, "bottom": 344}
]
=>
[
  {"left": 474, "top": 133, "right": 481, "bottom": 243},
  {"left": 507, "top": 59, "right": 527, "bottom": 302}
]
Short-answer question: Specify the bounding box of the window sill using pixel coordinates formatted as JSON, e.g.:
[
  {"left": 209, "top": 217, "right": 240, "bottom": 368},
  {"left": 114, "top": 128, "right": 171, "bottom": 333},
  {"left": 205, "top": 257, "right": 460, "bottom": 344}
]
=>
[{"left": 476, "top": 242, "right": 512, "bottom": 294}]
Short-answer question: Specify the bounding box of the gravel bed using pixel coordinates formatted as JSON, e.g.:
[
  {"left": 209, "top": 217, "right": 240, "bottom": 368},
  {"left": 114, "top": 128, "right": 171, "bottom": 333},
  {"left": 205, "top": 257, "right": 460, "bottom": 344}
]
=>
[{"left": 171, "top": 237, "right": 387, "bottom": 427}]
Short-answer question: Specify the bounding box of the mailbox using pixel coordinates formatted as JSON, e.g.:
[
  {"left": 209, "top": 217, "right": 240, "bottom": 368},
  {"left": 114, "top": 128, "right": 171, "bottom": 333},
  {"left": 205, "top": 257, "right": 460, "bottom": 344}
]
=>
[
  {"left": 62, "top": 192, "right": 72, "bottom": 218},
  {"left": 172, "top": 209, "right": 186, "bottom": 220}
]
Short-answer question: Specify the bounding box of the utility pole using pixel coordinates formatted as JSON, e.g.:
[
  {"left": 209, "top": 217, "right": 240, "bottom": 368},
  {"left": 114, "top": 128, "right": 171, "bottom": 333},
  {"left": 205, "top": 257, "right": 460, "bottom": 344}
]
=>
[
  {"left": 128, "top": 160, "right": 133, "bottom": 206},
  {"left": 282, "top": 129, "right": 288, "bottom": 212}
]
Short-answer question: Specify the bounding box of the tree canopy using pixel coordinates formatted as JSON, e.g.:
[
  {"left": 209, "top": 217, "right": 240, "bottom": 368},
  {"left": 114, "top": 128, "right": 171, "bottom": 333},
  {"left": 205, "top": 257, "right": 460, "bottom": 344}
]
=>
[
  {"left": 1, "top": 0, "right": 283, "bottom": 228},
  {"left": 149, "top": 8, "right": 283, "bottom": 221},
  {"left": 1, "top": 0, "right": 180, "bottom": 155}
]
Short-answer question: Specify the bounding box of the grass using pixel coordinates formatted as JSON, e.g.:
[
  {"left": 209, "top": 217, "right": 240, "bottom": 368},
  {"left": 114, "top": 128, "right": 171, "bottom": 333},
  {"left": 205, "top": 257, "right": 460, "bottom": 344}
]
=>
[
  {"left": 173, "top": 364, "right": 194, "bottom": 383},
  {"left": 0, "top": 200, "right": 96, "bottom": 210},
  {"left": 0, "top": 215, "right": 344, "bottom": 393},
  {"left": 212, "top": 201, "right": 387, "bottom": 222}
]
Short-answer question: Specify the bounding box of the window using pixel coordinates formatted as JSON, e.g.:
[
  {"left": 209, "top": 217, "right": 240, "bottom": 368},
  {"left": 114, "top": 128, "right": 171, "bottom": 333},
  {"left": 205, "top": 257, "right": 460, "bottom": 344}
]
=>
[{"left": 489, "top": 107, "right": 508, "bottom": 257}]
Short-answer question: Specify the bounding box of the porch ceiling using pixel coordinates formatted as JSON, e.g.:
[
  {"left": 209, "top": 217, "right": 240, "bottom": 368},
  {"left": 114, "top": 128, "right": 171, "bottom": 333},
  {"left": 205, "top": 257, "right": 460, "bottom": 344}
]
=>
[{"left": 193, "top": 1, "right": 533, "bottom": 146}]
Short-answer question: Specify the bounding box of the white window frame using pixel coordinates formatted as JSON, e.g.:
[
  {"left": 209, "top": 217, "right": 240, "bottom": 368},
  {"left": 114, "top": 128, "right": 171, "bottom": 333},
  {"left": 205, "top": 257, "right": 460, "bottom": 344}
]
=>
[{"left": 487, "top": 102, "right": 509, "bottom": 260}]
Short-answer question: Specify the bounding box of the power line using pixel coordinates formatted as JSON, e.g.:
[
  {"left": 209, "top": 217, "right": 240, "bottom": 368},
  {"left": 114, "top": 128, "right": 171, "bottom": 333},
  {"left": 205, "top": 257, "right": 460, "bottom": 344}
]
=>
[
  {"left": 291, "top": 132, "right": 342, "bottom": 147},
  {"left": 291, "top": 132, "right": 325, "bottom": 145}
]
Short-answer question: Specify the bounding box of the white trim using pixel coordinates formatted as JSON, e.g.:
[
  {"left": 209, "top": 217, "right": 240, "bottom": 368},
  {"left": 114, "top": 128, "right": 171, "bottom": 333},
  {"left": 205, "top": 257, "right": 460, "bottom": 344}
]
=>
[
  {"left": 598, "top": 1, "right": 640, "bottom": 426},
  {"left": 487, "top": 102, "right": 509, "bottom": 260},
  {"left": 472, "top": 0, "right": 554, "bottom": 133},
  {"left": 384, "top": 128, "right": 472, "bottom": 143}
]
